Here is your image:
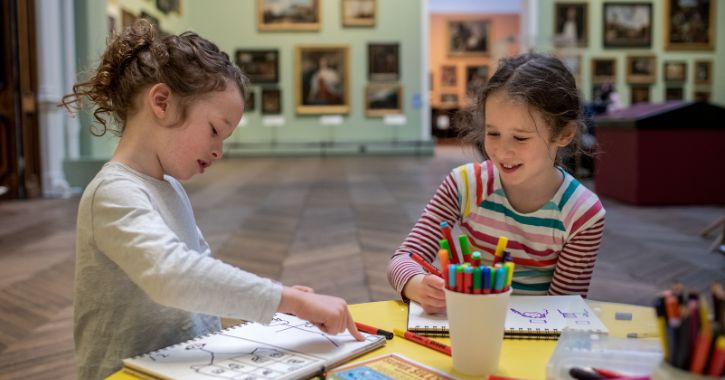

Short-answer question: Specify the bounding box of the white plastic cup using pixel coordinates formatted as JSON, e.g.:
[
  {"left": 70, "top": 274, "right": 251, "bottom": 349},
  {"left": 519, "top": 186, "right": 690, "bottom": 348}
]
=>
[{"left": 444, "top": 288, "right": 511, "bottom": 377}]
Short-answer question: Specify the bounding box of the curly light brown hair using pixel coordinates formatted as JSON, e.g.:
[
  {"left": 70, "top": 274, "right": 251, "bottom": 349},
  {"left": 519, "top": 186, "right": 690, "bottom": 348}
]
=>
[{"left": 62, "top": 18, "right": 249, "bottom": 136}]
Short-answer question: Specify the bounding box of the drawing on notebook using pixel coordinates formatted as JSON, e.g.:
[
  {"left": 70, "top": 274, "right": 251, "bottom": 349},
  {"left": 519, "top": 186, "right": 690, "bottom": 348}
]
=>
[
  {"left": 509, "top": 307, "right": 549, "bottom": 324},
  {"left": 268, "top": 315, "right": 340, "bottom": 347},
  {"left": 557, "top": 308, "right": 592, "bottom": 325}
]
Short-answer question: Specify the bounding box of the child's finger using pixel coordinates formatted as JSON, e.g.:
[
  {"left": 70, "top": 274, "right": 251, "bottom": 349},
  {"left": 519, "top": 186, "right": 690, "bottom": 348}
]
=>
[{"left": 346, "top": 311, "right": 365, "bottom": 341}]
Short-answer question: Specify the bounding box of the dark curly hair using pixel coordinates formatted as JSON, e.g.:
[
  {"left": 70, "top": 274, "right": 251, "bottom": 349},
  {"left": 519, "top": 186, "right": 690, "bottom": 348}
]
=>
[
  {"left": 62, "top": 18, "right": 249, "bottom": 136},
  {"left": 456, "top": 53, "right": 585, "bottom": 165}
]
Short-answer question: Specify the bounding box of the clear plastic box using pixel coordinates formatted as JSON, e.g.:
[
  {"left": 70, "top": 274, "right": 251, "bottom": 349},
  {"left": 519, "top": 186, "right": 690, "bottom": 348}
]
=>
[{"left": 546, "top": 330, "right": 664, "bottom": 380}]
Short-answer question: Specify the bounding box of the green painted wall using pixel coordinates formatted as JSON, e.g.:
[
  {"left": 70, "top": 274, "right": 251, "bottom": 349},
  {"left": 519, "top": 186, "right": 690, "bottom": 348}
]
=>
[
  {"left": 534, "top": 0, "right": 724, "bottom": 106},
  {"left": 72, "top": 0, "right": 427, "bottom": 160}
]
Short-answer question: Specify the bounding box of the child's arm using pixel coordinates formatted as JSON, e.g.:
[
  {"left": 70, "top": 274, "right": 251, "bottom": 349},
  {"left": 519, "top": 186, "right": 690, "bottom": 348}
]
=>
[
  {"left": 549, "top": 216, "right": 605, "bottom": 297},
  {"left": 278, "top": 286, "right": 365, "bottom": 341},
  {"left": 387, "top": 172, "right": 463, "bottom": 312}
]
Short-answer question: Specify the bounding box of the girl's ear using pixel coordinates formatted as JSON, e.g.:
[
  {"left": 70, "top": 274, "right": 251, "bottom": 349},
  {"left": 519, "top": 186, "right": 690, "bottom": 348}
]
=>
[
  {"left": 556, "top": 121, "right": 577, "bottom": 147},
  {"left": 148, "top": 83, "right": 173, "bottom": 120}
]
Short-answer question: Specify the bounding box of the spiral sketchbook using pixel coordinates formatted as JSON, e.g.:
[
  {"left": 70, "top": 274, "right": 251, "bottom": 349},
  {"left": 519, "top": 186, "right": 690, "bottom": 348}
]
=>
[
  {"left": 122, "top": 313, "right": 386, "bottom": 380},
  {"left": 407, "top": 295, "right": 608, "bottom": 339}
]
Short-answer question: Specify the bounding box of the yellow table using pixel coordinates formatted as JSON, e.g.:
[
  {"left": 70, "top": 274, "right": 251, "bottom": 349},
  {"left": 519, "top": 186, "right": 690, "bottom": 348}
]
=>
[{"left": 108, "top": 299, "right": 658, "bottom": 380}]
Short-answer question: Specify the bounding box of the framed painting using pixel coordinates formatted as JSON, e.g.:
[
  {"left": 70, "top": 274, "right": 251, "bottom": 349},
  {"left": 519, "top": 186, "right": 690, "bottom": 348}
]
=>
[
  {"left": 465, "top": 65, "right": 488, "bottom": 97},
  {"left": 665, "top": 87, "right": 683, "bottom": 101},
  {"left": 440, "top": 93, "right": 459, "bottom": 108},
  {"left": 368, "top": 43, "right": 399, "bottom": 81},
  {"left": 156, "top": 0, "right": 182, "bottom": 15},
  {"left": 591, "top": 58, "right": 617, "bottom": 83},
  {"left": 342, "top": 0, "right": 375, "bottom": 27},
  {"left": 257, "top": 0, "right": 320, "bottom": 31},
  {"left": 603, "top": 2, "right": 652, "bottom": 48},
  {"left": 261, "top": 88, "right": 282, "bottom": 114},
  {"left": 295, "top": 45, "right": 350, "bottom": 114},
  {"left": 554, "top": 2, "right": 588, "bottom": 47},
  {"left": 626, "top": 55, "right": 656, "bottom": 84},
  {"left": 694, "top": 90, "right": 711, "bottom": 102},
  {"left": 365, "top": 84, "right": 402, "bottom": 117},
  {"left": 245, "top": 88, "right": 256, "bottom": 113},
  {"left": 448, "top": 20, "right": 489, "bottom": 56},
  {"left": 441, "top": 65, "right": 457, "bottom": 87},
  {"left": 663, "top": 61, "right": 686, "bottom": 82},
  {"left": 630, "top": 85, "right": 650, "bottom": 104},
  {"left": 235, "top": 49, "right": 279, "bottom": 84},
  {"left": 664, "top": 0, "right": 715, "bottom": 50},
  {"left": 694, "top": 60, "right": 712, "bottom": 85}
]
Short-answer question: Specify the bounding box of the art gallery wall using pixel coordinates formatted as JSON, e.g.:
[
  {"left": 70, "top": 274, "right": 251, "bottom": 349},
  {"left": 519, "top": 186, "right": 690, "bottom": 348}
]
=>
[
  {"left": 533, "top": 0, "right": 725, "bottom": 106},
  {"left": 429, "top": 13, "right": 520, "bottom": 109},
  {"left": 69, "top": 0, "right": 428, "bottom": 167}
]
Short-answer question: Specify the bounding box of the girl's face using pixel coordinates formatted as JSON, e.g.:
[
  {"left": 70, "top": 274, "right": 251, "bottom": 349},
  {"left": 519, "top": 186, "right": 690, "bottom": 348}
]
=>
[
  {"left": 483, "top": 90, "right": 571, "bottom": 190},
  {"left": 160, "top": 84, "right": 244, "bottom": 180}
]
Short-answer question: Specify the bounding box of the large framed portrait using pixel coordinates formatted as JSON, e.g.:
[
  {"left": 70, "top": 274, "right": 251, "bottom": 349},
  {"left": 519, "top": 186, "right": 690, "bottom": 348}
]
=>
[
  {"left": 448, "top": 20, "right": 489, "bottom": 56},
  {"left": 664, "top": 0, "right": 715, "bottom": 50},
  {"left": 603, "top": 3, "right": 652, "bottom": 48},
  {"left": 368, "top": 43, "right": 399, "bottom": 81},
  {"left": 342, "top": 0, "right": 375, "bottom": 27},
  {"left": 235, "top": 49, "right": 279, "bottom": 84},
  {"left": 626, "top": 55, "right": 656, "bottom": 84},
  {"left": 261, "top": 88, "right": 282, "bottom": 114},
  {"left": 295, "top": 45, "right": 350, "bottom": 114},
  {"left": 365, "top": 84, "right": 402, "bottom": 117},
  {"left": 257, "top": 0, "right": 320, "bottom": 31},
  {"left": 663, "top": 61, "right": 686, "bottom": 82},
  {"left": 554, "top": 2, "right": 588, "bottom": 47},
  {"left": 694, "top": 60, "right": 712, "bottom": 84},
  {"left": 591, "top": 58, "right": 617, "bottom": 83}
]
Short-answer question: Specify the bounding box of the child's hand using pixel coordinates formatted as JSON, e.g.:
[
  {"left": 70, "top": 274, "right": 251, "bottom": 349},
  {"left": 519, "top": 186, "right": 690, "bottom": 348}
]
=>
[
  {"left": 403, "top": 274, "right": 446, "bottom": 314},
  {"left": 279, "top": 286, "right": 365, "bottom": 341},
  {"left": 291, "top": 285, "right": 314, "bottom": 293}
]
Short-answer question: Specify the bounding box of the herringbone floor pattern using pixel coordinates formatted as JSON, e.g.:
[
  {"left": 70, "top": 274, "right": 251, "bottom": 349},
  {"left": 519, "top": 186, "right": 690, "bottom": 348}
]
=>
[{"left": 0, "top": 146, "right": 723, "bottom": 379}]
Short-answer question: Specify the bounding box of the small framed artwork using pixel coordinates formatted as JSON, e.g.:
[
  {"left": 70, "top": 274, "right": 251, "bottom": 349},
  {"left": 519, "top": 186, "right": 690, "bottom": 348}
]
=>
[
  {"left": 665, "top": 87, "right": 683, "bottom": 101},
  {"left": 235, "top": 50, "right": 279, "bottom": 84},
  {"left": 626, "top": 55, "right": 656, "bottom": 84},
  {"left": 156, "top": 0, "right": 182, "bottom": 15},
  {"left": 591, "top": 58, "right": 617, "bottom": 83},
  {"left": 694, "top": 90, "right": 711, "bottom": 102},
  {"left": 295, "top": 45, "right": 350, "bottom": 114},
  {"left": 554, "top": 2, "right": 588, "bottom": 47},
  {"left": 261, "top": 88, "right": 282, "bottom": 114},
  {"left": 630, "top": 85, "right": 650, "bottom": 104},
  {"left": 257, "top": 0, "right": 320, "bottom": 31},
  {"left": 465, "top": 65, "right": 489, "bottom": 97},
  {"left": 694, "top": 60, "right": 712, "bottom": 84},
  {"left": 368, "top": 43, "right": 399, "bottom": 81},
  {"left": 663, "top": 61, "right": 687, "bottom": 82},
  {"left": 441, "top": 65, "right": 457, "bottom": 87},
  {"left": 365, "top": 84, "right": 402, "bottom": 117},
  {"left": 440, "top": 93, "right": 459, "bottom": 107},
  {"left": 448, "top": 20, "right": 489, "bottom": 56},
  {"left": 342, "top": 0, "right": 375, "bottom": 27},
  {"left": 603, "top": 2, "right": 652, "bottom": 48},
  {"left": 245, "top": 88, "right": 256, "bottom": 113},
  {"left": 664, "top": 0, "right": 715, "bottom": 50}
]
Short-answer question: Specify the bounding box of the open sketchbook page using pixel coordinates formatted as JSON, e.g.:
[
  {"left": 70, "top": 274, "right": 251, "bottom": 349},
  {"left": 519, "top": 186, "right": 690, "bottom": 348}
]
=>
[
  {"left": 408, "top": 295, "right": 608, "bottom": 337},
  {"left": 123, "top": 313, "right": 385, "bottom": 380}
]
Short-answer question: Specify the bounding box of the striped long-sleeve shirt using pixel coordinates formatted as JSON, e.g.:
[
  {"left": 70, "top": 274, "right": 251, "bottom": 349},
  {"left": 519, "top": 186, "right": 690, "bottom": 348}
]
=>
[{"left": 387, "top": 160, "right": 605, "bottom": 298}]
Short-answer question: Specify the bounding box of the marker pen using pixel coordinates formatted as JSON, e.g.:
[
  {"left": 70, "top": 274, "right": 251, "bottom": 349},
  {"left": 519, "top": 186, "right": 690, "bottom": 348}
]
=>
[
  {"left": 492, "top": 235, "right": 508, "bottom": 266},
  {"left": 440, "top": 221, "right": 461, "bottom": 264},
  {"left": 393, "top": 329, "right": 452, "bottom": 356},
  {"left": 471, "top": 251, "right": 482, "bottom": 267},
  {"left": 448, "top": 264, "right": 456, "bottom": 290},
  {"left": 459, "top": 234, "right": 472, "bottom": 264},
  {"left": 482, "top": 266, "right": 491, "bottom": 294},
  {"left": 473, "top": 266, "right": 482, "bottom": 294},
  {"left": 409, "top": 252, "right": 443, "bottom": 277},
  {"left": 463, "top": 266, "right": 473, "bottom": 294},
  {"left": 354, "top": 322, "right": 394, "bottom": 340}
]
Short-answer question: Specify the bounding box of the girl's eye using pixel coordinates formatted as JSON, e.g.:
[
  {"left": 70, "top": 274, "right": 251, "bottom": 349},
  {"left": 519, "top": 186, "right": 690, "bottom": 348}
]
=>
[
  {"left": 514, "top": 136, "right": 529, "bottom": 142},
  {"left": 211, "top": 126, "right": 218, "bottom": 136},
  {"left": 486, "top": 132, "right": 499, "bottom": 137}
]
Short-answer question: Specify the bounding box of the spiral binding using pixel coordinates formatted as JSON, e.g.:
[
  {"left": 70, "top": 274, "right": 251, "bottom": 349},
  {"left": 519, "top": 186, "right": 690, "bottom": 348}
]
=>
[
  {"left": 130, "top": 320, "right": 252, "bottom": 360},
  {"left": 410, "top": 325, "right": 450, "bottom": 337}
]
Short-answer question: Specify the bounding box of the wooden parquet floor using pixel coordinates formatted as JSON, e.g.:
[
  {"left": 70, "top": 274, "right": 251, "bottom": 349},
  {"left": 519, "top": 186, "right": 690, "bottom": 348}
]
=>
[{"left": 0, "top": 146, "right": 723, "bottom": 379}]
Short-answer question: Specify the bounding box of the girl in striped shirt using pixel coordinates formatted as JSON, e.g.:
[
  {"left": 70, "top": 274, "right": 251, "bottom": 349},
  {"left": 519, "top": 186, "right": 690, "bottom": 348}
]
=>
[{"left": 388, "top": 53, "right": 605, "bottom": 314}]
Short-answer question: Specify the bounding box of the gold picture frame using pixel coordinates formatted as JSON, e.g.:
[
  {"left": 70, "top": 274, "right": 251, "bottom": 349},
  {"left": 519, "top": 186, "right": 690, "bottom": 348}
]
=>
[
  {"left": 342, "top": 0, "right": 376, "bottom": 27},
  {"left": 664, "top": 0, "right": 716, "bottom": 50},
  {"left": 365, "top": 84, "right": 402, "bottom": 117},
  {"left": 694, "top": 60, "right": 712, "bottom": 85},
  {"left": 295, "top": 45, "right": 350, "bottom": 114},
  {"left": 626, "top": 55, "right": 656, "bottom": 84},
  {"left": 591, "top": 58, "right": 617, "bottom": 83},
  {"left": 257, "top": 0, "right": 320, "bottom": 31}
]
